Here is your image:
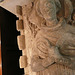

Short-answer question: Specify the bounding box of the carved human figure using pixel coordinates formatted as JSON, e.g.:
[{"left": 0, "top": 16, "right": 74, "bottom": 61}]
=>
[{"left": 22, "top": 0, "right": 75, "bottom": 75}]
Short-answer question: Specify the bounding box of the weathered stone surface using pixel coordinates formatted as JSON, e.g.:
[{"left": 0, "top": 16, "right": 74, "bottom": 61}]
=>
[
  {"left": 19, "top": 55, "right": 27, "bottom": 68},
  {"left": 16, "top": 20, "right": 24, "bottom": 31},
  {"left": 1, "top": 0, "right": 75, "bottom": 75},
  {"left": 17, "top": 35, "right": 25, "bottom": 50},
  {"left": 16, "top": 0, "right": 75, "bottom": 75},
  {"left": 16, "top": 5, "right": 22, "bottom": 17},
  {"left": 0, "top": 0, "right": 34, "bottom": 15}
]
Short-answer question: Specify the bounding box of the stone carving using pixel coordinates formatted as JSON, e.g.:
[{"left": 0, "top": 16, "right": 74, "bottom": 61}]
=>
[
  {"left": 29, "top": 0, "right": 75, "bottom": 71},
  {"left": 16, "top": 0, "right": 75, "bottom": 75}
]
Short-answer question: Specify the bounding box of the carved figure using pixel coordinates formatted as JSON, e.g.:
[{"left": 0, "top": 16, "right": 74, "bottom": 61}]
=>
[
  {"left": 17, "top": 0, "right": 75, "bottom": 75},
  {"left": 29, "top": 0, "right": 75, "bottom": 72}
]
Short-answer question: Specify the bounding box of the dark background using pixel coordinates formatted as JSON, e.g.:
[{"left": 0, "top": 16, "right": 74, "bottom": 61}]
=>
[{"left": 0, "top": 7, "right": 24, "bottom": 75}]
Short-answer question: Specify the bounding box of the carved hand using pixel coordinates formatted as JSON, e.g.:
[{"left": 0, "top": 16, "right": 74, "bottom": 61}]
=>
[
  {"left": 48, "top": 46, "right": 63, "bottom": 61},
  {"left": 31, "top": 55, "right": 45, "bottom": 72},
  {"left": 48, "top": 46, "right": 75, "bottom": 70}
]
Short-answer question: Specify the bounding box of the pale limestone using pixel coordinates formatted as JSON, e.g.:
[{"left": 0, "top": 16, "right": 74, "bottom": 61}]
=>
[{"left": 16, "top": 0, "right": 75, "bottom": 75}]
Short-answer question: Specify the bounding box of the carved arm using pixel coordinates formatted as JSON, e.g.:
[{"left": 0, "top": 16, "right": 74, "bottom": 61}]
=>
[{"left": 31, "top": 44, "right": 75, "bottom": 72}]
